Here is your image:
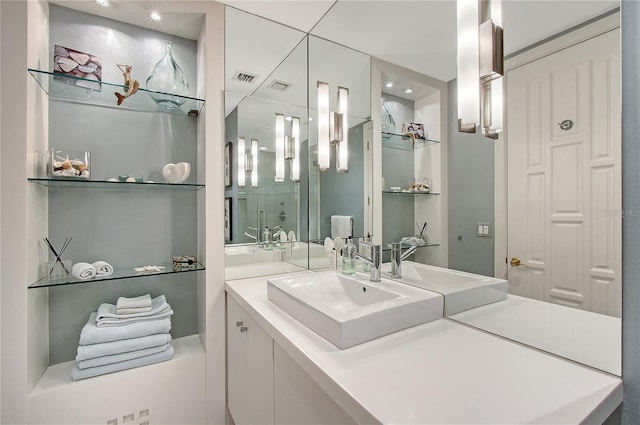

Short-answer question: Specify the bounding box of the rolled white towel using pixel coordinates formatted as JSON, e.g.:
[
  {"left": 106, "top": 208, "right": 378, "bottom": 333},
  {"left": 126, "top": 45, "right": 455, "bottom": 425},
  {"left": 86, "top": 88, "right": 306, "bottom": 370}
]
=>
[
  {"left": 92, "top": 261, "right": 114, "bottom": 277},
  {"left": 116, "top": 294, "right": 152, "bottom": 314},
  {"left": 72, "top": 262, "right": 97, "bottom": 280}
]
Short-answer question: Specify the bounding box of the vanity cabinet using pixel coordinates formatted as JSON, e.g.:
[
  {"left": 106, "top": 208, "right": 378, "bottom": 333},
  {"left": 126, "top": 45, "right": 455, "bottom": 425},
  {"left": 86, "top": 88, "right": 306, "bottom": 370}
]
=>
[
  {"left": 226, "top": 294, "right": 355, "bottom": 425},
  {"left": 227, "top": 296, "right": 274, "bottom": 425}
]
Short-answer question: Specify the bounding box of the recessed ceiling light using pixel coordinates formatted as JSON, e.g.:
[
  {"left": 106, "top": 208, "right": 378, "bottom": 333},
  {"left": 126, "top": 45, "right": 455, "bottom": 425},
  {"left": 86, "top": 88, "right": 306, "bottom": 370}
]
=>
[
  {"left": 259, "top": 147, "right": 268, "bottom": 150},
  {"left": 95, "top": 0, "right": 111, "bottom": 6},
  {"left": 405, "top": 88, "right": 413, "bottom": 94},
  {"left": 385, "top": 82, "right": 393, "bottom": 88},
  {"left": 285, "top": 116, "right": 292, "bottom": 121},
  {"left": 149, "top": 10, "right": 162, "bottom": 21}
]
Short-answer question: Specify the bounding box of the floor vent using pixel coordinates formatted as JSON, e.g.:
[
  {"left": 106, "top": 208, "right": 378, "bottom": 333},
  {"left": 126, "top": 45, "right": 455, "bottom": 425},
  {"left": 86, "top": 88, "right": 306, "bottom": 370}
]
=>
[
  {"left": 267, "top": 79, "right": 292, "bottom": 92},
  {"left": 232, "top": 71, "right": 258, "bottom": 84}
]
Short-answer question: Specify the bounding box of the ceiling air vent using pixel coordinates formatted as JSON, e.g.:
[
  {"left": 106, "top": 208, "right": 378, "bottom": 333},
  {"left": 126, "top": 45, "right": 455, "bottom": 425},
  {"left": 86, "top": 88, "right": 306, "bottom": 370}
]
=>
[
  {"left": 232, "top": 71, "right": 258, "bottom": 84},
  {"left": 267, "top": 79, "right": 292, "bottom": 92}
]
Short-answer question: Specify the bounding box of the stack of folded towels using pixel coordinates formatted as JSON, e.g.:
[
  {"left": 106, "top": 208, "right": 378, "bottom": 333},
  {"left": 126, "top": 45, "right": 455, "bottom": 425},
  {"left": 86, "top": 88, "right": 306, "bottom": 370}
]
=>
[{"left": 72, "top": 294, "right": 174, "bottom": 381}]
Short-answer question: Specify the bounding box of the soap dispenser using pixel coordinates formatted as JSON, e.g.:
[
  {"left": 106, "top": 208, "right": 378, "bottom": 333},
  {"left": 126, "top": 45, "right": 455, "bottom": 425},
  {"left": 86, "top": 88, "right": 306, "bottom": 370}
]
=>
[
  {"left": 262, "top": 227, "right": 273, "bottom": 250},
  {"left": 342, "top": 237, "right": 356, "bottom": 276}
]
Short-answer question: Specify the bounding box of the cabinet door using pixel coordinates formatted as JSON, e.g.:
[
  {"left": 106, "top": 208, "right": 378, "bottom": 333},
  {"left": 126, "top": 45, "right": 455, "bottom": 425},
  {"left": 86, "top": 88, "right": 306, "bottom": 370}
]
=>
[
  {"left": 274, "top": 343, "right": 356, "bottom": 425},
  {"left": 227, "top": 296, "right": 274, "bottom": 425}
]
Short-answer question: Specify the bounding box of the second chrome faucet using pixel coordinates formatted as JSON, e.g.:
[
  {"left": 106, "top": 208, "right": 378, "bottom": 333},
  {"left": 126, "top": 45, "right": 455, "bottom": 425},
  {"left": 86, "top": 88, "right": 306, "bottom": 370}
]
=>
[{"left": 354, "top": 241, "right": 381, "bottom": 282}]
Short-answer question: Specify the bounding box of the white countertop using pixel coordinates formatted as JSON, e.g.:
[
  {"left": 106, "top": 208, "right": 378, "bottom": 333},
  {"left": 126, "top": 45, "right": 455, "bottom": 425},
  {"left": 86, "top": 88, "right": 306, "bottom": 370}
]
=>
[
  {"left": 226, "top": 273, "right": 622, "bottom": 425},
  {"left": 449, "top": 294, "right": 622, "bottom": 376}
]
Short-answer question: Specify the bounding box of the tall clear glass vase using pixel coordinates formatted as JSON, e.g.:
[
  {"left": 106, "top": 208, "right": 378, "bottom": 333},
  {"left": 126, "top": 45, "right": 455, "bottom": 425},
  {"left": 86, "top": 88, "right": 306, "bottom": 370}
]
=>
[
  {"left": 146, "top": 40, "right": 190, "bottom": 109},
  {"left": 381, "top": 97, "right": 396, "bottom": 138}
]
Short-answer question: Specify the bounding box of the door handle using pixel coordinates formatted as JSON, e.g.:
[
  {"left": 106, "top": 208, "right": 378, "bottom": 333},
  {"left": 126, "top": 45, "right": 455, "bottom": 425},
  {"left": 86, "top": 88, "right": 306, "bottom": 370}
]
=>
[{"left": 510, "top": 257, "right": 528, "bottom": 268}]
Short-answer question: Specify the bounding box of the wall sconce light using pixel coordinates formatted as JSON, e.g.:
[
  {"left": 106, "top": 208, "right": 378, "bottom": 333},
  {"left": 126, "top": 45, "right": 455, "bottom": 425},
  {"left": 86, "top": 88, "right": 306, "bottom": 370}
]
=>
[
  {"left": 237, "top": 136, "right": 259, "bottom": 187},
  {"left": 274, "top": 114, "right": 301, "bottom": 182},
  {"left": 317, "top": 81, "right": 349, "bottom": 173},
  {"left": 456, "top": 0, "right": 504, "bottom": 139}
]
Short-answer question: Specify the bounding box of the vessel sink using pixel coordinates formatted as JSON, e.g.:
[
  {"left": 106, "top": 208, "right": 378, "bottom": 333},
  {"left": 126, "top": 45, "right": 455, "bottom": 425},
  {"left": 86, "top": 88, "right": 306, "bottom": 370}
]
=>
[
  {"left": 382, "top": 261, "right": 507, "bottom": 315},
  {"left": 267, "top": 271, "right": 443, "bottom": 349}
]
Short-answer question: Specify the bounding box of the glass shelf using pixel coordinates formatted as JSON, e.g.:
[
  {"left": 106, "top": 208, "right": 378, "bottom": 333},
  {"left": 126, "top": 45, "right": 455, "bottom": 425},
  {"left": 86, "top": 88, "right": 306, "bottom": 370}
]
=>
[
  {"left": 382, "top": 132, "right": 440, "bottom": 150},
  {"left": 28, "top": 68, "right": 205, "bottom": 117},
  {"left": 29, "top": 262, "right": 205, "bottom": 289},
  {"left": 382, "top": 190, "right": 441, "bottom": 196},
  {"left": 28, "top": 178, "right": 204, "bottom": 190}
]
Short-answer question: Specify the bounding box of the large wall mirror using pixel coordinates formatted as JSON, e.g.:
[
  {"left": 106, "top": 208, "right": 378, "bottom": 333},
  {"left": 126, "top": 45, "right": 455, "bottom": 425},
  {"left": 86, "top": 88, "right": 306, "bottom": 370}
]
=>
[{"left": 225, "top": 1, "right": 621, "bottom": 376}]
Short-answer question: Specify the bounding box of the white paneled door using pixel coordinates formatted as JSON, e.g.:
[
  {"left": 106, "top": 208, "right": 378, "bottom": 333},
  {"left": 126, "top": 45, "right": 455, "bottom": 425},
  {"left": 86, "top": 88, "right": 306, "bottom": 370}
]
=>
[{"left": 507, "top": 29, "right": 621, "bottom": 317}]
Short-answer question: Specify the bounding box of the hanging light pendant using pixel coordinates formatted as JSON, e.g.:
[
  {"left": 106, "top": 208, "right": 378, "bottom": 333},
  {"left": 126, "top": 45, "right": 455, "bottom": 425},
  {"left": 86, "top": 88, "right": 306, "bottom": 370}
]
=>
[
  {"left": 291, "top": 117, "right": 301, "bottom": 182},
  {"left": 237, "top": 137, "right": 246, "bottom": 187},
  {"left": 457, "top": 0, "right": 480, "bottom": 133},
  {"left": 275, "top": 113, "right": 285, "bottom": 182},
  {"left": 317, "top": 81, "right": 331, "bottom": 171},
  {"left": 336, "top": 86, "right": 349, "bottom": 173},
  {"left": 456, "top": 0, "right": 504, "bottom": 139},
  {"left": 250, "top": 139, "right": 258, "bottom": 187}
]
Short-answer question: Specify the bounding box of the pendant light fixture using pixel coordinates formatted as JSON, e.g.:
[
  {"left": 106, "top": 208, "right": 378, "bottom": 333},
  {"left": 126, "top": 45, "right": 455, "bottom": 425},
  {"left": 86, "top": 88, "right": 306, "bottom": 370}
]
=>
[
  {"left": 457, "top": 0, "right": 504, "bottom": 139},
  {"left": 236, "top": 136, "right": 259, "bottom": 188},
  {"left": 317, "top": 81, "right": 349, "bottom": 172}
]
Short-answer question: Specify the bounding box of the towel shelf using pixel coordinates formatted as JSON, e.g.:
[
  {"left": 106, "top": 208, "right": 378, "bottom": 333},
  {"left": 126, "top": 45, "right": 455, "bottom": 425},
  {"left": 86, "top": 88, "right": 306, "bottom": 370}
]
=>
[
  {"left": 28, "top": 178, "right": 205, "bottom": 190},
  {"left": 28, "top": 262, "right": 205, "bottom": 289}
]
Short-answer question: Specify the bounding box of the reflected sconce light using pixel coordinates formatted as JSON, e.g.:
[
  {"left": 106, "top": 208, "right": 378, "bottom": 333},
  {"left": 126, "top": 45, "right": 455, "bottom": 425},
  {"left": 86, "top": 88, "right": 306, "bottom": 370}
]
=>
[
  {"left": 317, "top": 81, "right": 349, "bottom": 173},
  {"left": 275, "top": 113, "right": 285, "bottom": 182},
  {"left": 237, "top": 136, "right": 259, "bottom": 188},
  {"left": 274, "top": 114, "right": 301, "bottom": 183},
  {"left": 456, "top": 0, "right": 504, "bottom": 139}
]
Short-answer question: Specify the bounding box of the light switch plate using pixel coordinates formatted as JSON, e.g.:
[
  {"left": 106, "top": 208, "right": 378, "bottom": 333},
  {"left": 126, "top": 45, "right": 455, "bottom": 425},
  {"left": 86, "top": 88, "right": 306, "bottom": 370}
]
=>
[{"left": 476, "top": 222, "right": 491, "bottom": 237}]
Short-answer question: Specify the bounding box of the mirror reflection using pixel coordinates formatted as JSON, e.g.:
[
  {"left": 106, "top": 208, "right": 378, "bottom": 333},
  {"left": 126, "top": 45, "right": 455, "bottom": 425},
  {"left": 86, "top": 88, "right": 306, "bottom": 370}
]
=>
[{"left": 224, "top": 1, "right": 621, "bottom": 376}]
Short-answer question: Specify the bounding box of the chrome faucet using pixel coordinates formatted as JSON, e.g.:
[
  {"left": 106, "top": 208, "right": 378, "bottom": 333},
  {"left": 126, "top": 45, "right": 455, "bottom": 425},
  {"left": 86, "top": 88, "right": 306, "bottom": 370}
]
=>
[
  {"left": 390, "top": 242, "right": 417, "bottom": 278},
  {"left": 355, "top": 241, "right": 381, "bottom": 282},
  {"left": 244, "top": 226, "right": 259, "bottom": 242}
]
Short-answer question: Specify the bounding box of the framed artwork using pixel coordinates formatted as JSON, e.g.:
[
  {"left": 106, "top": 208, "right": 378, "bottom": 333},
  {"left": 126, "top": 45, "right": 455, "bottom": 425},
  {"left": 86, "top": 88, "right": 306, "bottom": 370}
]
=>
[
  {"left": 224, "top": 142, "right": 232, "bottom": 187},
  {"left": 224, "top": 197, "right": 232, "bottom": 242},
  {"left": 53, "top": 45, "right": 102, "bottom": 92}
]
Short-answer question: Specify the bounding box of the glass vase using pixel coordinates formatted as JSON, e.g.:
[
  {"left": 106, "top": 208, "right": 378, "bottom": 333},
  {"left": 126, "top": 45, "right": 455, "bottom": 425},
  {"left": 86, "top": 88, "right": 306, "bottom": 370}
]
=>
[
  {"left": 146, "top": 40, "right": 190, "bottom": 109},
  {"left": 381, "top": 97, "right": 396, "bottom": 137}
]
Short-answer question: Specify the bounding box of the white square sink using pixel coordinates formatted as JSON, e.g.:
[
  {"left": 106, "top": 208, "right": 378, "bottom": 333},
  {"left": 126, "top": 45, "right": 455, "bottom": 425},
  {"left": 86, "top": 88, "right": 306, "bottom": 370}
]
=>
[
  {"left": 267, "top": 271, "right": 443, "bottom": 349},
  {"left": 382, "top": 261, "right": 507, "bottom": 315}
]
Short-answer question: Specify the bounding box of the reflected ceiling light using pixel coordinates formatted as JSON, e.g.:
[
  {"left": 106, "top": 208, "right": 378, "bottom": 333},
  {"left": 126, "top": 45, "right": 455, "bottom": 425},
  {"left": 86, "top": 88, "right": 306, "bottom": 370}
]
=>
[
  {"left": 259, "top": 146, "right": 268, "bottom": 151},
  {"left": 456, "top": 0, "right": 504, "bottom": 139},
  {"left": 95, "top": 0, "right": 112, "bottom": 6},
  {"left": 386, "top": 82, "right": 394, "bottom": 88},
  {"left": 275, "top": 113, "right": 285, "bottom": 182},
  {"left": 250, "top": 139, "right": 258, "bottom": 187},
  {"left": 317, "top": 81, "right": 349, "bottom": 173},
  {"left": 404, "top": 88, "right": 413, "bottom": 94},
  {"left": 237, "top": 137, "right": 246, "bottom": 187},
  {"left": 149, "top": 10, "right": 162, "bottom": 21}
]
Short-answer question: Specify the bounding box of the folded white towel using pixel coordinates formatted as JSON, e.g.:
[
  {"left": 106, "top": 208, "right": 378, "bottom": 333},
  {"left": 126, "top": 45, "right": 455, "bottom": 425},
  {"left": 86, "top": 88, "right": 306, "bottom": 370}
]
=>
[
  {"left": 71, "top": 345, "right": 174, "bottom": 381},
  {"left": 331, "top": 215, "right": 353, "bottom": 239},
  {"left": 77, "top": 343, "right": 171, "bottom": 369},
  {"left": 116, "top": 294, "right": 152, "bottom": 314},
  {"left": 400, "top": 236, "right": 426, "bottom": 247},
  {"left": 96, "top": 295, "right": 173, "bottom": 327},
  {"left": 92, "top": 261, "right": 114, "bottom": 277},
  {"left": 79, "top": 312, "right": 172, "bottom": 345},
  {"left": 76, "top": 333, "right": 172, "bottom": 361},
  {"left": 72, "top": 262, "right": 97, "bottom": 280}
]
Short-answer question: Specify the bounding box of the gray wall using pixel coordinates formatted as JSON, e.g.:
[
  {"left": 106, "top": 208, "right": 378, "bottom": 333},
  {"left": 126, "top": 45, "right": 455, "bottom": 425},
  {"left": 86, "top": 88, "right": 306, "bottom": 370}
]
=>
[
  {"left": 48, "top": 5, "right": 199, "bottom": 363},
  {"left": 447, "top": 79, "right": 495, "bottom": 277},
  {"left": 622, "top": 1, "right": 640, "bottom": 422},
  {"left": 319, "top": 122, "right": 366, "bottom": 238}
]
